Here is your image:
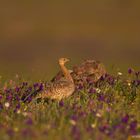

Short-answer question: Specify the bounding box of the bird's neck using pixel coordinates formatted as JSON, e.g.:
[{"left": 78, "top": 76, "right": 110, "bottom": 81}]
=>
[{"left": 59, "top": 64, "right": 74, "bottom": 83}]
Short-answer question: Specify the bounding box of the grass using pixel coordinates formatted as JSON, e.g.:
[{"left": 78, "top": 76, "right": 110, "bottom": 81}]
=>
[{"left": 0, "top": 69, "right": 140, "bottom": 140}]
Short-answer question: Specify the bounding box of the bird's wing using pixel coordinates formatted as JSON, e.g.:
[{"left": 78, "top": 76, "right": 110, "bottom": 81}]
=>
[
  {"left": 53, "top": 78, "right": 72, "bottom": 88},
  {"left": 36, "top": 79, "right": 74, "bottom": 100}
]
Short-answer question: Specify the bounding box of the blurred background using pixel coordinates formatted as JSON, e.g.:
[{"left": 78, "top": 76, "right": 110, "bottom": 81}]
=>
[{"left": 0, "top": 0, "right": 140, "bottom": 80}]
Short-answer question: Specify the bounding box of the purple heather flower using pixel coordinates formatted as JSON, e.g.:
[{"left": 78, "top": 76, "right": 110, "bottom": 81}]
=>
[
  {"left": 79, "top": 111, "right": 87, "bottom": 118},
  {"left": 39, "top": 83, "right": 43, "bottom": 91},
  {"left": 59, "top": 101, "right": 64, "bottom": 107},
  {"left": 22, "top": 82, "right": 28, "bottom": 87},
  {"left": 99, "top": 124, "right": 112, "bottom": 136},
  {"left": 106, "top": 97, "right": 112, "bottom": 104},
  {"left": 137, "top": 80, "right": 140, "bottom": 85},
  {"left": 100, "top": 75, "right": 106, "bottom": 81},
  {"left": 25, "top": 118, "right": 33, "bottom": 125},
  {"left": 33, "top": 83, "right": 39, "bottom": 89},
  {"left": 105, "top": 74, "right": 115, "bottom": 85},
  {"left": 71, "top": 115, "right": 78, "bottom": 121},
  {"left": 112, "top": 123, "right": 120, "bottom": 130},
  {"left": 6, "top": 94, "right": 13, "bottom": 101},
  {"left": 5, "top": 89, "right": 11, "bottom": 94},
  {"left": 99, "top": 124, "right": 109, "bottom": 132},
  {"left": 98, "top": 94, "right": 105, "bottom": 102},
  {"left": 130, "top": 121, "right": 137, "bottom": 129},
  {"left": 13, "top": 109, "right": 17, "bottom": 113},
  {"left": 0, "top": 95, "right": 2, "bottom": 100},
  {"left": 128, "top": 68, "right": 133, "bottom": 74},
  {"left": 16, "top": 95, "right": 20, "bottom": 101},
  {"left": 16, "top": 103, "right": 20, "bottom": 109},
  {"left": 121, "top": 114, "right": 129, "bottom": 123},
  {"left": 133, "top": 80, "right": 140, "bottom": 86},
  {"left": 28, "top": 87, "right": 32, "bottom": 92},
  {"left": 129, "top": 120, "right": 137, "bottom": 134},
  {"left": 15, "top": 87, "right": 20, "bottom": 92},
  {"left": 77, "top": 84, "right": 83, "bottom": 90},
  {"left": 26, "top": 96, "right": 32, "bottom": 102},
  {"left": 88, "top": 88, "right": 96, "bottom": 94},
  {"left": 108, "top": 76, "right": 115, "bottom": 85}
]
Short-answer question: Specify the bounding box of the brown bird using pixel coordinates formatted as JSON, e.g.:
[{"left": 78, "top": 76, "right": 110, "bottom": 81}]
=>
[
  {"left": 35, "top": 58, "right": 75, "bottom": 100},
  {"left": 81, "top": 59, "right": 106, "bottom": 82},
  {"left": 51, "top": 59, "right": 106, "bottom": 83}
]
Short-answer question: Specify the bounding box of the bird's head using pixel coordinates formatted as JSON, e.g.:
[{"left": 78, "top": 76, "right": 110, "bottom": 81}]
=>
[{"left": 59, "top": 58, "right": 70, "bottom": 65}]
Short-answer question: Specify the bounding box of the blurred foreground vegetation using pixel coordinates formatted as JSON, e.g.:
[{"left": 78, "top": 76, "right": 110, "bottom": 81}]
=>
[{"left": 0, "top": 69, "right": 140, "bottom": 140}]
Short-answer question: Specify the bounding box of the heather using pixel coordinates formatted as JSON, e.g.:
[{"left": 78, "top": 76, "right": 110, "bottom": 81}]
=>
[{"left": 0, "top": 69, "right": 140, "bottom": 140}]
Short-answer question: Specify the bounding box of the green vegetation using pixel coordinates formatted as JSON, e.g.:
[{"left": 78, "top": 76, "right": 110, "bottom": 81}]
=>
[{"left": 0, "top": 69, "right": 140, "bottom": 140}]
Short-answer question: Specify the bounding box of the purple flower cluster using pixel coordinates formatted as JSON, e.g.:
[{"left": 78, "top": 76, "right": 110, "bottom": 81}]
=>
[
  {"left": 128, "top": 68, "right": 133, "bottom": 74},
  {"left": 133, "top": 80, "right": 140, "bottom": 86},
  {"left": 88, "top": 88, "right": 96, "bottom": 94},
  {"left": 99, "top": 114, "right": 138, "bottom": 137}
]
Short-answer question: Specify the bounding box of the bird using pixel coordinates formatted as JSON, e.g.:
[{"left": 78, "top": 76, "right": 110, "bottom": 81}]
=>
[
  {"left": 51, "top": 59, "right": 106, "bottom": 83},
  {"left": 81, "top": 59, "right": 106, "bottom": 82},
  {"left": 33, "top": 58, "right": 75, "bottom": 101}
]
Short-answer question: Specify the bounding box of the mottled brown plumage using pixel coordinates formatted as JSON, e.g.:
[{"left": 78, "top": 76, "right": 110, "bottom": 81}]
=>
[
  {"left": 36, "top": 58, "right": 75, "bottom": 100},
  {"left": 51, "top": 59, "right": 106, "bottom": 83}
]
